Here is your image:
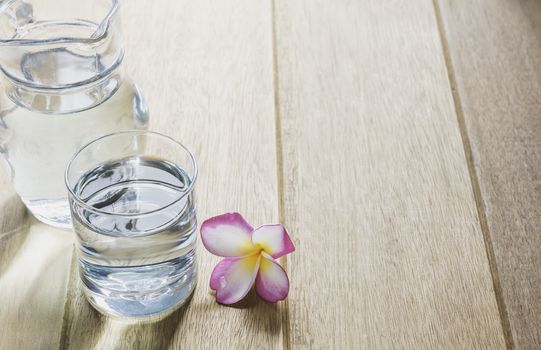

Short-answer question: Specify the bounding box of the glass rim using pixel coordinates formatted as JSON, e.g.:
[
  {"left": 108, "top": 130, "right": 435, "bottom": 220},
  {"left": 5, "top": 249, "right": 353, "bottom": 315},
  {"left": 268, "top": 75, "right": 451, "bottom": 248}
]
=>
[
  {"left": 64, "top": 129, "right": 198, "bottom": 217},
  {"left": 0, "top": 0, "right": 120, "bottom": 46}
]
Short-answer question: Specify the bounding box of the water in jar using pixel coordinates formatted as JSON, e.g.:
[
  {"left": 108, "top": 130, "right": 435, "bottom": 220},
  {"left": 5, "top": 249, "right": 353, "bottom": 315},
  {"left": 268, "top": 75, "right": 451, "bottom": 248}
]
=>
[{"left": 0, "top": 79, "right": 148, "bottom": 227}]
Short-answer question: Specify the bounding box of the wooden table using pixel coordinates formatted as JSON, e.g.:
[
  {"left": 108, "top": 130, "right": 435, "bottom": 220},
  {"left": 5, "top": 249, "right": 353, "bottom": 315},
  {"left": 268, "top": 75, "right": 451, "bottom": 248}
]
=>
[{"left": 1, "top": 0, "right": 539, "bottom": 349}]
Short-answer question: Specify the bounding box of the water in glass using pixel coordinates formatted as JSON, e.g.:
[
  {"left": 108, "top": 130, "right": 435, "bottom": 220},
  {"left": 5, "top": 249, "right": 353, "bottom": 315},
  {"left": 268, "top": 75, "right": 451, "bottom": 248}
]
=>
[{"left": 70, "top": 156, "right": 197, "bottom": 319}]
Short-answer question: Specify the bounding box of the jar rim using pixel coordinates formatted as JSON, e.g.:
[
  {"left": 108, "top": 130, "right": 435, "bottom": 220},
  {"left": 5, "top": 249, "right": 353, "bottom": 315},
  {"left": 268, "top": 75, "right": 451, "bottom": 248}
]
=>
[{"left": 0, "top": 0, "right": 119, "bottom": 46}]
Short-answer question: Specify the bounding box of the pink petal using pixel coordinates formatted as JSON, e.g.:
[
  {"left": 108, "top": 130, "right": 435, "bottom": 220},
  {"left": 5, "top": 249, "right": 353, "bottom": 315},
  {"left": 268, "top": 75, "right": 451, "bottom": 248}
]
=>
[
  {"left": 251, "top": 224, "right": 295, "bottom": 259},
  {"left": 201, "top": 213, "right": 257, "bottom": 257},
  {"left": 210, "top": 255, "right": 261, "bottom": 304},
  {"left": 255, "top": 256, "right": 289, "bottom": 303}
]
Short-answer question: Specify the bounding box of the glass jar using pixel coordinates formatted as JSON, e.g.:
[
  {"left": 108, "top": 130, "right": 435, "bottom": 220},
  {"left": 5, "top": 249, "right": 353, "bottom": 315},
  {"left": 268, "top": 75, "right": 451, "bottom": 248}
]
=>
[{"left": 0, "top": 0, "right": 149, "bottom": 228}]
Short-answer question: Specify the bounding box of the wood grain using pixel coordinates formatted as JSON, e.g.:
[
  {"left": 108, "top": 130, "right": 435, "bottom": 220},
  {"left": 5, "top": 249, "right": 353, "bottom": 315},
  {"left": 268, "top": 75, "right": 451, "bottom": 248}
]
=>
[
  {"left": 60, "top": 1, "right": 284, "bottom": 349},
  {"left": 273, "top": 0, "right": 506, "bottom": 348},
  {"left": 0, "top": 180, "right": 73, "bottom": 350},
  {"left": 437, "top": 0, "right": 541, "bottom": 348}
]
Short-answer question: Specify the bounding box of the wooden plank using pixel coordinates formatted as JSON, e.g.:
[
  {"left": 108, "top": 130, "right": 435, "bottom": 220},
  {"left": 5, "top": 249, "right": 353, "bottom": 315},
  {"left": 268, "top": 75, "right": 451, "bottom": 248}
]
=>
[
  {"left": 274, "top": 0, "right": 506, "bottom": 348},
  {"left": 437, "top": 0, "right": 541, "bottom": 348},
  {"left": 0, "top": 179, "right": 73, "bottom": 350},
  {"left": 60, "top": 1, "right": 284, "bottom": 349}
]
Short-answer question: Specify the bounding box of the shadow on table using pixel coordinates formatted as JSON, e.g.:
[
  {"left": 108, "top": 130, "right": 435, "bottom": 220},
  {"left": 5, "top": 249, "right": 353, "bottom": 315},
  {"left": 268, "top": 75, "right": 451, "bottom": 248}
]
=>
[
  {"left": 235, "top": 289, "right": 282, "bottom": 337},
  {"left": 61, "top": 287, "right": 282, "bottom": 349},
  {"left": 206, "top": 288, "right": 282, "bottom": 336},
  {"left": 122, "top": 296, "right": 193, "bottom": 349}
]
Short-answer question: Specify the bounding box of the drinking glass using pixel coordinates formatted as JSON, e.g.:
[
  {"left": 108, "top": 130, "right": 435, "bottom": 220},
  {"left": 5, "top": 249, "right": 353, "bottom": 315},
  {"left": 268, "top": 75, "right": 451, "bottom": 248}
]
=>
[{"left": 65, "top": 130, "right": 197, "bottom": 319}]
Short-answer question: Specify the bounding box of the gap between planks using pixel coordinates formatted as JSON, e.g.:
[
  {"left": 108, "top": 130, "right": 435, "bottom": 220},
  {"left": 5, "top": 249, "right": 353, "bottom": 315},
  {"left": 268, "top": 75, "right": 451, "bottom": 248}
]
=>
[
  {"left": 431, "top": 0, "right": 513, "bottom": 348},
  {"left": 58, "top": 246, "right": 78, "bottom": 350},
  {"left": 271, "top": 0, "right": 291, "bottom": 350}
]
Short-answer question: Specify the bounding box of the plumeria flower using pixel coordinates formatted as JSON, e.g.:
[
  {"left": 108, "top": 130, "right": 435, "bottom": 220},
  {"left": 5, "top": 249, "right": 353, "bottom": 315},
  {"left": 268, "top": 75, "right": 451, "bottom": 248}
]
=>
[{"left": 201, "top": 213, "right": 295, "bottom": 304}]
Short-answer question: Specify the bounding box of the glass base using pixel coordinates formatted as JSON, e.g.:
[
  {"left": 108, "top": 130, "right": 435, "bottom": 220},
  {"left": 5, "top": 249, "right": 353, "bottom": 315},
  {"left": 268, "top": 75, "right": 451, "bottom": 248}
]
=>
[
  {"left": 79, "top": 254, "right": 198, "bottom": 321},
  {"left": 23, "top": 198, "right": 72, "bottom": 229},
  {"left": 83, "top": 278, "right": 197, "bottom": 322}
]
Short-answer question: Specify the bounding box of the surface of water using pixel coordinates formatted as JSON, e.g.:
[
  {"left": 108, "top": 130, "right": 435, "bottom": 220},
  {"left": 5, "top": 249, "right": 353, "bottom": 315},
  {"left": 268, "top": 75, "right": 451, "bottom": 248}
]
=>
[{"left": 71, "top": 157, "right": 197, "bottom": 319}]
